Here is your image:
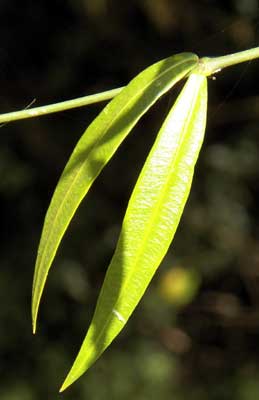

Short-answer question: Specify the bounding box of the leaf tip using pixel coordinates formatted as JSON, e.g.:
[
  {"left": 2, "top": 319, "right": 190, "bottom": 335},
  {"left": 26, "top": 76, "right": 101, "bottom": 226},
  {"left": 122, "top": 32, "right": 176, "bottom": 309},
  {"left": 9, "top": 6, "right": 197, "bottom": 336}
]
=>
[
  {"left": 32, "top": 323, "right": 37, "bottom": 335},
  {"left": 59, "top": 377, "right": 72, "bottom": 393},
  {"left": 59, "top": 360, "right": 87, "bottom": 393},
  {"left": 59, "top": 384, "right": 66, "bottom": 393},
  {"left": 31, "top": 305, "right": 38, "bottom": 334},
  {"left": 31, "top": 289, "right": 40, "bottom": 335}
]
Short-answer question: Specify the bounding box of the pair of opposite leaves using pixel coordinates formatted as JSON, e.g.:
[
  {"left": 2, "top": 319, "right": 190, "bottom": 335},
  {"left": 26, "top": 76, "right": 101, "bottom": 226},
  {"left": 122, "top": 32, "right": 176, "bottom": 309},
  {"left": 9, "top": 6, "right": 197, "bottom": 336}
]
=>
[{"left": 32, "top": 52, "right": 208, "bottom": 391}]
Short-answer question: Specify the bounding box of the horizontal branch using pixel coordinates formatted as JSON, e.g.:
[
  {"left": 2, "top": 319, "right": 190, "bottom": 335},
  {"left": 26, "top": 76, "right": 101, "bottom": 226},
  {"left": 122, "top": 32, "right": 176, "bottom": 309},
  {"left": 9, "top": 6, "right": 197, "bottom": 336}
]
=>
[
  {"left": 0, "top": 87, "right": 124, "bottom": 124},
  {"left": 198, "top": 46, "right": 259, "bottom": 76},
  {"left": 1, "top": 46, "right": 259, "bottom": 124}
]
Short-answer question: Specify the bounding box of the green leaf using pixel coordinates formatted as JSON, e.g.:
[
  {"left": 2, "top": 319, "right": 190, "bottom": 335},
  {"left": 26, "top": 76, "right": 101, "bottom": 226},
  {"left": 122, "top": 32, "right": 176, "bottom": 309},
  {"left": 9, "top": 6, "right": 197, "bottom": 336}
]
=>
[
  {"left": 32, "top": 52, "right": 198, "bottom": 333},
  {"left": 59, "top": 72, "right": 208, "bottom": 392}
]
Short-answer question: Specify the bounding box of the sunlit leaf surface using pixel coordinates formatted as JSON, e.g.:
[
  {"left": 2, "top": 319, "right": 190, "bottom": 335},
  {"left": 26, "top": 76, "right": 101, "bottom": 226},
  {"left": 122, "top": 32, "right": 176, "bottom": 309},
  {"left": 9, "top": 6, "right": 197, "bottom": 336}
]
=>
[
  {"left": 32, "top": 53, "right": 198, "bottom": 333},
  {"left": 60, "top": 72, "right": 208, "bottom": 391}
]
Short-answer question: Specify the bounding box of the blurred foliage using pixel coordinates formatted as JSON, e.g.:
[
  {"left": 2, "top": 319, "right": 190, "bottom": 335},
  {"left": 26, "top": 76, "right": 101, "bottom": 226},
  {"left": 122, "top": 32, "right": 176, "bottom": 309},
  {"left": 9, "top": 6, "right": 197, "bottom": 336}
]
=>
[
  {"left": 158, "top": 266, "right": 201, "bottom": 307},
  {"left": 0, "top": 0, "right": 259, "bottom": 399}
]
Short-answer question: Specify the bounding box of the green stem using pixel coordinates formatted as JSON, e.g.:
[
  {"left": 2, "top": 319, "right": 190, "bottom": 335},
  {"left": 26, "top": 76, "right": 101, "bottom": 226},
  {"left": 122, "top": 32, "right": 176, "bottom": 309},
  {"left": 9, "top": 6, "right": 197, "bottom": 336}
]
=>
[
  {"left": 198, "top": 46, "right": 259, "bottom": 76},
  {"left": 0, "top": 87, "right": 123, "bottom": 124},
  {"left": 1, "top": 46, "right": 259, "bottom": 124}
]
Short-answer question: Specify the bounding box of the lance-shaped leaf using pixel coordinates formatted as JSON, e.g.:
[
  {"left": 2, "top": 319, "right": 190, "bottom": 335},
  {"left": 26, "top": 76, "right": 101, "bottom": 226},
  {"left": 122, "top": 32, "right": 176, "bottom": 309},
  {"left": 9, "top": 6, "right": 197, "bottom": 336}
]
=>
[
  {"left": 32, "top": 52, "right": 198, "bottom": 333},
  {"left": 60, "top": 72, "right": 208, "bottom": 392}
]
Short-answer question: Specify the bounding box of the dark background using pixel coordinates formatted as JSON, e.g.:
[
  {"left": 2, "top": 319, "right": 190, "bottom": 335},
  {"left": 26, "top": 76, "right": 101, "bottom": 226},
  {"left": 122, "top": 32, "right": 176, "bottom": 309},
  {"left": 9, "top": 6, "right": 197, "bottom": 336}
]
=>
[{"left": 1, "top": 1, "right": 259, "bottom": 399}]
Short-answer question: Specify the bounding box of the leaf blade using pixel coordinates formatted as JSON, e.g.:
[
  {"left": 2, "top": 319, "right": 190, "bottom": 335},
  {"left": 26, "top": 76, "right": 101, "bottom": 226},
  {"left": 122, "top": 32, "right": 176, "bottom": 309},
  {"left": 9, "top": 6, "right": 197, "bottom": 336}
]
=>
[
  {"left": 60, "top": 72, "right": 208, "bottom": 391},
  {"left": 32, "top": 52, "right": 198, "bottom": 332}
]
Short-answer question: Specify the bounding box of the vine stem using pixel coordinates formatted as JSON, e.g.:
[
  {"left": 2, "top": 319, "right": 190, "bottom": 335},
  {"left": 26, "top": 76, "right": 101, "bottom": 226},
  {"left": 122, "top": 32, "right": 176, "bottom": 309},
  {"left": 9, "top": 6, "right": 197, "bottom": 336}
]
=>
[
  {"left": 1, "top": 46, "right": 259, "bottom": 124},
  {"left": 0, "top": 87, "right": 123, "bottom": 124},
  {"left": 198, "top": 46, "right": 259, "bottom": 76}
]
